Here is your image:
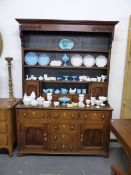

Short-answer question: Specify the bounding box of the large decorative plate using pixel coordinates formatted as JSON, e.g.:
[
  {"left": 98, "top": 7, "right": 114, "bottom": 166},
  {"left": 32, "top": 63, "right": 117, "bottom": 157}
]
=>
[
  {"left": 25, "top": 52, "right": 38, "bottom": 65},
  {"left": 95, "top": 55, "right": 108, "bottom": 67},
  {"left": 83, "top": 55, "right": 95, "bottom": 67},
  {"left": 59, "top": 39, "right": 74, "bottom": 49},
  {"left": 38, "top": 53, "right": 50, "bottom": 66},
  {"left": 71, "top": 54, "right": 83, "bottom": 67}
]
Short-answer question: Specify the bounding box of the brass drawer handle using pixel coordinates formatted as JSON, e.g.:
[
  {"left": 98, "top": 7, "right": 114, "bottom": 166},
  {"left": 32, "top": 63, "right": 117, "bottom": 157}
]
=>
[
  {"left": 54, "top": 146, "right": 57, "bottom": 150},
  {"left": 41, "top": 114, "right": 45, "bottom": 117},
  {"left": 23, "top": 113, "right": 27, "bottom": 116}
]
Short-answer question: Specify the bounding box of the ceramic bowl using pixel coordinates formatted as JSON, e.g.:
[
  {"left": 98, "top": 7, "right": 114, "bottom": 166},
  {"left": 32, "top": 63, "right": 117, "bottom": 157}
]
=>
[
  {"left": 98, "top": 96, "right": 107, "bottom": 102},
  {"left": 53, "top": 101, "right": 60, "bottom": 107}
]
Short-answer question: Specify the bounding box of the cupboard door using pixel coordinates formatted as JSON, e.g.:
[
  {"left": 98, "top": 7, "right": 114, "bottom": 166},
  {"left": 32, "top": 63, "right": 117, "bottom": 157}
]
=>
[
  {"left": 79, "top": 123, "right": 108, "bottom": 152},
  {"left": 24, "top": 81, "right": 39, "bottom": 96},
  {"left": 89, "top": 82, "right": 107, "bottom": 98},
  {"left": 20, "top": 122, "right": 48, "bottom": 151}
]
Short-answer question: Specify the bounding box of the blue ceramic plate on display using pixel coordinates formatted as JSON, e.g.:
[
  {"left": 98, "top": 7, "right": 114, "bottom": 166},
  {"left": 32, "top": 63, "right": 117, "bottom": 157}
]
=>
[
  {"left": 25, "top": 52, "right": 38, "bottom": 65},
  {"left": 59, "top": 39, "right": 74, "bottom": 49},
  {"left": 38, "top": 53, "right": 50, "bottom": 66}
]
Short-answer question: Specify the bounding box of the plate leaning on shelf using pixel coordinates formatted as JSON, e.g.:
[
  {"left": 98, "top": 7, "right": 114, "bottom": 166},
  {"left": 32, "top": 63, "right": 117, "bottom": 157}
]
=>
[
  {"left": 83, "top": 55, "right": 95, "bottom": 67},
  {"left": 71, "top": 54, "right": 83, "bottom": 67},
  {"left": 59, "top": 39, "right": 74, "bottom": 49},
  {"left": 25, "top": 52, "right": 38, "bottom": 65},
  {"left": 38, "top": 53, "right": 50, "bottom": 66},
  {"left": 95, "top": 55, "right": 108, "bottom": 67}
]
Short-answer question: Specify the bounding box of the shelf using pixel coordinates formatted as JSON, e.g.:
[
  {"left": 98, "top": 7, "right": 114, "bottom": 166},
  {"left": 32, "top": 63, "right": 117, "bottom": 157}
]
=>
[
  {"left": 23, "top": 48, "right": 110, "bottom": 53},
  {"left": 24, "top": 65, "right": 108, "bottom": 70},
  {"left": 25, "top": 80, "right": 107, "bottom": 84}
]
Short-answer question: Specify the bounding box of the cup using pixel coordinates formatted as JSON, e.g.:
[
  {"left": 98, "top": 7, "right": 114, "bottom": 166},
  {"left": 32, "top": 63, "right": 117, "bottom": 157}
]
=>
[
  {"left": 97, "top": 76, "right": 101, "bottom": 82},
  {"left": 77, "top": 89, "right": 81, "bottom": 94},
  {"left": 82, "top": 89, "right": 87, "bottom": 94},
  {"left": 101, "top": 75, "right": 107, "bottom": 82}
]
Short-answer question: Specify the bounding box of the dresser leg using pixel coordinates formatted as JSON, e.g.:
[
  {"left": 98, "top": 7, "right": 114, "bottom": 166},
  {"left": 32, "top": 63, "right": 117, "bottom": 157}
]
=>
[{"left": 8, "top": 148, "right": 13, "bottom": 157}]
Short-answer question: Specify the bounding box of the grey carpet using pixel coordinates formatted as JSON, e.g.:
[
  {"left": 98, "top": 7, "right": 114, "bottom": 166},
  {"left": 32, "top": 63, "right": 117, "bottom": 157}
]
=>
[{"left": 0, "top": 145, "right": 129, "bottom": 175}]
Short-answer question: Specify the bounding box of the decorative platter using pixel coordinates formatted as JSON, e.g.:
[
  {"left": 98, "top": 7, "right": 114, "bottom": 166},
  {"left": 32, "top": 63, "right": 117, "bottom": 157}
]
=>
[
  {"left": 71, "top": 54, "right": 83, "bottom": 67},
  {"left": 95, "top": 55, "right": 108, "bottom": 67},
  {"left": 83, "top": 55, "right": 95, "bottom": 67},
  {"left": 38, "top": 53, "right": 50, "bottom": 66},
  {"left": 25, "top": 52, "right": 38, "bottom": 65},
  {"left": 59, "top": 39, "right": 74, "bottom": 49}
]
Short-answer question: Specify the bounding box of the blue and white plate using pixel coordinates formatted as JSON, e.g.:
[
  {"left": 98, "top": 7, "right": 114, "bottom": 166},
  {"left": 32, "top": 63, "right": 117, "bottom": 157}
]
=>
[
  {"left": 59, "top": 39, "right": 74, "bottom": 49},
  {"left": 38, "top": 53, "right": 50, "bottom": 66},
  {"left": 25, "top": 52, "right": 38, "bottom": 65}
]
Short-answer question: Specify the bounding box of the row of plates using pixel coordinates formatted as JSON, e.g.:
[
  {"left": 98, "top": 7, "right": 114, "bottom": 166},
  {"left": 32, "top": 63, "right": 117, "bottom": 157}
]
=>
[{"left": 25, "top": 52, "right": 108, "bottom": 67}]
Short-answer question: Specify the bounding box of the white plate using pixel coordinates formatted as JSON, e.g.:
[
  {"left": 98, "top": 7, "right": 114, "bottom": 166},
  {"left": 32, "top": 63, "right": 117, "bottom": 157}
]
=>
[
  {"left": 71, "top": 54, "right": 83, "bottom": 67},
  {"left": 95, "top": 55, "right": 107, "bottom": 67},
  {"left": 83, "top": 55, "right": 95, "bottom": 67}
]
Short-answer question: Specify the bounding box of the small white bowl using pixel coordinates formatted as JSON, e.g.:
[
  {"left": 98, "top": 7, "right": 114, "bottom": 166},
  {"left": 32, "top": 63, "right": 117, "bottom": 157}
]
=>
[{"left": 53, "top": 101, "right": 60, "bottom": 107}]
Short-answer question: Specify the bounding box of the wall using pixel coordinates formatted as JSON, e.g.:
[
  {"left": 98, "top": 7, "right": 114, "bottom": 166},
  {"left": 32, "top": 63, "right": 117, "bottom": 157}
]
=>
[{"left": 0, "top": 0, "right": 131, "bottom": 118}]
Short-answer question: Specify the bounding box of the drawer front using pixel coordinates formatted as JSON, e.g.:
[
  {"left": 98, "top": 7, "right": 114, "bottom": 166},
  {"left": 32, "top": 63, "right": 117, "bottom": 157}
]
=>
[
  {"left": 0, "top": 110, "right": 7, "bottom": 121},
  {"left": 51, "top": 143, "right": 76, "bottom": 152},
  {"left": 0, "top": 134, "right": 8, "bottom": 145},
  {"left": 78, "top": 111, "right": 111, "bottom": 121},
  {"left": 51, "top": 133, "right": 76, "bottom": 144},
  {"left": 17, "top": 109, "right": 48, "bottom": 120},
  {"left": 0, "top": 123, "right": 7, "bottom": 133},
  {"left": 51, "top": 123, "right": 77, "bottom": 132},
  {"left": 50, "top": 110, "right": 77, "bottom": 120}
]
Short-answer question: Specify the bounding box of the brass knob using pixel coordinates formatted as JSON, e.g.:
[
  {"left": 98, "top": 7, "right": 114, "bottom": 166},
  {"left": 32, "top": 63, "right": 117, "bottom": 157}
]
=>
[
  {"left": 71, "top": 114, "right": 74, "bottom": 118},
  {"left": 70, "top": 126, "right": 74, "bottom": 130},
  {"left": 81, "top": 138, "right": 83, "bottom": 142},
  {"left": 24, "top": 113, "right": 27, "bottom": 116},
  {"left": 102, "top": 115, "right": 105, "bottom": 119},
  {"left": 45, "top": 137, "right": 47, "bottom": 141},
  {"left": 54, "top": 136, "right": 57, "bottom": 140},
  {"left": 94, "top": 113, "right": 96, "bottom": 116},
  {"left": 84, "top": 115, "right": 88, "bottom": 118},
  {"left": 32, "top": 111, "right": 35, "bottom": 115},
  {"left": 44, "top": 133, "right": 47, "bottom": 136},
  {"left": 62, "top": 124, "right": 66, "bottom": 128},
  {"left": 63, "top": 113, "right": 66, "bottom": 116},
  {"left": 62, "top": 145, "right": 65, "bottom": 148},
  {"left": 54, "top": 114, "right": 58, "bottom": 118},
  {"left": 54, "top": 146, "right": 57, "bottom": 150},
  {"left": 54, "top": 125, "right": 58, "bottom": 129},
  {"left": 81, "top": 134, "right": 83, "bottom": 137},
  {"left": 62, "top": 135, "right": 65, "bottom": 139}
]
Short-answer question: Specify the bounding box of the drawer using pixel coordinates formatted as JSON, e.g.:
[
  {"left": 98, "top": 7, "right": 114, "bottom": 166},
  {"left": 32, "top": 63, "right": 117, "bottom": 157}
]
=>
[
  {"left": 50, "top": 110, "right": 77, "bottom": 120},
  {"left": 51, "top": 123, "right": 77, "bottom": 132},
  {"left": 78, "top": 111, "right": 111, "bottom": 121},
  {"left": 51, "top": 144, "right": 76, "bottom": 152},
  {"left": 0, "top": 123, "right": 7, "bottom": 133},
  {"left": 0, "top": 110, "right": 7, "bottom": 121},
  {"left": 16, "top": 109, "right": 48, "bottom": 119},
  {"left": 51, "top": 133, "right": 76, "bottom": 144},
  {"left": 0, "top": 134, "right": 8, "bottom": 145}
]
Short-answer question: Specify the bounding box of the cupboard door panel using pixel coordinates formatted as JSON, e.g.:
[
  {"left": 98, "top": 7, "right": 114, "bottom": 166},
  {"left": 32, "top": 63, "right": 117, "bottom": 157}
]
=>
[
  {"left": 20, "top": 122, "right": 48, "bottom": 150},
  {"left": 24, "top": 81, "right": 39, "bottom": 96}
]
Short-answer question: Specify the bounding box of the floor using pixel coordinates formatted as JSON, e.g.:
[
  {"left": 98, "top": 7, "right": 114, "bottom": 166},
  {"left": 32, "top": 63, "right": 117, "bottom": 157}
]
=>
[{"left": 0, "top": 143, "right": 128, "bottom": 175}]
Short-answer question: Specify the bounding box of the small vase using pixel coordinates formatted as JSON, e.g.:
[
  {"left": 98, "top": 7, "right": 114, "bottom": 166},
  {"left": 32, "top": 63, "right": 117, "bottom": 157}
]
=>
[{"left": 62, "top": 54, "right": 69, "bottom": 66}]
